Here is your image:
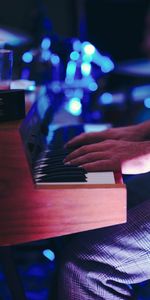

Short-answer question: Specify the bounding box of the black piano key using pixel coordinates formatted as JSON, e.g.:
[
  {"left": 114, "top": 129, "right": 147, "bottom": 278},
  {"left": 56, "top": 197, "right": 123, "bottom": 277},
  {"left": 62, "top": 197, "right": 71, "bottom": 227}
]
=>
[
  {"left": 44, "top": 154, "right": 66, "bottom": 161},
  {"left": 33, "top": 125, "right": 87, "bottom": 183},
  {"left": 34, "top": 164, "right": 87, "bottom": 175},
  {"left": 45, "top": 148, "right": 70, "bottom": 156},
  {"left": 35, "top": 150, "right": 67, "bottom": 162},
  {"left": 35, "top": 148, "right": 76, "bottom": 167},
  {"left": 41, "top": 150, "right": 67, "bottom": 159},
  {"left": 36, "top": 174, "right": 87, "bottom": 183},
  {"left": 35, "top": 165, "right": 86, "bottom": 175},
  {"left": 35, "top": 168, "right": 86, "bottom": 178},
  {"left": 36, "top": 156, "right": 65, "bottom": 165},
  {"left": 35, "top": 172, "right": 87, "bottom": 181},
  {"left": 34, "top": 158, "right": 72, "bottom": 168}
]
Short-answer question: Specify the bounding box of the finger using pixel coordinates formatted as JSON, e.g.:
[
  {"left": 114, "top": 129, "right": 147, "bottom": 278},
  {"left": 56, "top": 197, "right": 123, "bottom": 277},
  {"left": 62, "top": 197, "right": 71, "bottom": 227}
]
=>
[
  {"left": 64, "top": 152, "right": 110, "bottom": 166},
  {"left": 64, "top": 133, "right": 92, "bottom": 148},
  {"left": 65, "top": 132, "right": 102, "bottom": 148},
  {"left": 79, "top": 160, "right": 120, "bottom": 172},
  {"left": 64, "top": 142, "right": 109, "bottom": 162}
]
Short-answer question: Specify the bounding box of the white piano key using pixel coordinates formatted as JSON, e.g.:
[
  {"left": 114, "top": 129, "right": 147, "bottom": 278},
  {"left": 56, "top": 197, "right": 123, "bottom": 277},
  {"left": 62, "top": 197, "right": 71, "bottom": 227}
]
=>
[
  {"left": 86, "top": 172, "right": 115, "bottom": 184},
  {"left": 36, "top": 171, "right": 115, "bottom": 186}
]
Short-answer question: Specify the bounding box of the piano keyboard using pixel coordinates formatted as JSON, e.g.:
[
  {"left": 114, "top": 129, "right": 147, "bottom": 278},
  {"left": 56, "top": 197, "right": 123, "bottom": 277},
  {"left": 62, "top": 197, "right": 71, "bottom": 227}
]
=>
[
  {"left": 36, "top": 171, "right": 115, "bottom": 186},
  {"left": 32, "top": 125, "right": 115, "bottom": 187},
  {"left": 34, "top": 148, "right": 87, "bottom": 183}
]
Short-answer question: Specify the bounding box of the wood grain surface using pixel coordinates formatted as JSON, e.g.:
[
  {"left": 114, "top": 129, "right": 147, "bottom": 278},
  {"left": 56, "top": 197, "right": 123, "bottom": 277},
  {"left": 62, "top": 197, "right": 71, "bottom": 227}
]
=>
[{"left": 0, "top": 125, "right": 126, "bottom": 246}]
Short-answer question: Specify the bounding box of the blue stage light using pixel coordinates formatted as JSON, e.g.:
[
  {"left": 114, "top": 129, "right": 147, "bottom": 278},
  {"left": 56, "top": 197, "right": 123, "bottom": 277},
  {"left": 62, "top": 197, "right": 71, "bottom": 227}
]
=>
[
  {"left": 64, "top": 88, "right": 83, "bottom": 99},
  {"left": 50, "top": 81, "right": 61, "bottom": 93},
  {"left": 37, "top": 94, "right": 49, "bottom": 119},
  {"left": 22, "top": 52, "right": 33, "bottom": 63},
  {"left": 41, "top": 50, "right": 51, "bottom": 61},
  {"left": 82, "top": 54, "right": 93, "bottom": 63},
  {"left": 70, "top": 51, "right": 80, "bottom": 61},
  {"left": 28, "top": 84, "right": 36, "bottom": 92},
  {"left": 66, "top": 61, "right": 77, "bottom": 82},
  {"left": 64, "top": 89, "right": 73, "bottom": 98},
  {"left": 132, "top": 85, "right": 150, "bottom": 102},
  {"left": 100, "top": 56, "right": 114, "bottom": 73},
  {"left": 82, "top": 42, "right": 95, "bottom": 56},
  {"left": 144, "top": 97, "right": 150, "bottom": 108},
  {"left": 46, "top": 129, "right": 55, "bottom": 144},
  {"left": 73, "top": 39, "right": 81, "bottom": 51},
  {"left": 51, "top": 54, "right": 60, "bottom": 65},
  {"left": 88, "top": 81, "right": 98, "bottom": 91},
  {"left": 41, "top": 37, "right": 51, "bottom": 50},
  {"left": 65, "top": 97, "right": 82, "bottom": 116},
  {"left": 91, "top": 50, "right": 114, "bottom": 72},
  {"left": 75, "top": 88, "right": 84, "bottom": 98},
  {"left": 100, "top": 92, "right": 113, "bottom": 105},
  {"left": 81, "top": 62, "right": 91, "bottom": 76},
  {"left": 43, "top": 249, "right": 55, "bottom": 261}
]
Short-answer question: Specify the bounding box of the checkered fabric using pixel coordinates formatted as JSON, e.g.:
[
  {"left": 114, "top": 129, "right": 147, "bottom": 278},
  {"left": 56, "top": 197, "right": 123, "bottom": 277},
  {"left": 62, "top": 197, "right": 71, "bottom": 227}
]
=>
[{"left": 57, "top": 172, "right": 150, "bottom": 300}]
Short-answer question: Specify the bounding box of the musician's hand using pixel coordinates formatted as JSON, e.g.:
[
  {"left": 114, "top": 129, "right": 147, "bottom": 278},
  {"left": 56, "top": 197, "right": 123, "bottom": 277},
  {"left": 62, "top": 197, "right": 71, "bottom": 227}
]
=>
[
  {"left": 64, "top": 140, "right": 150, "bottom": 174},
  {"left": 65, "top": 124, "right": 147, "bottom": 149}
]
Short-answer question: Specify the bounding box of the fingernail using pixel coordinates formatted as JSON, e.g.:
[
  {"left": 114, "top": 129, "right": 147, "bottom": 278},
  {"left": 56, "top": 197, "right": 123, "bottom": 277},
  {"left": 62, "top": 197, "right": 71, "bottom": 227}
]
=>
[
  {"left": 63, "top": 158, "right": 68, "bottom": 163},
  {"left": 64, "top": 161, "right": 71, "bottom": 166}
]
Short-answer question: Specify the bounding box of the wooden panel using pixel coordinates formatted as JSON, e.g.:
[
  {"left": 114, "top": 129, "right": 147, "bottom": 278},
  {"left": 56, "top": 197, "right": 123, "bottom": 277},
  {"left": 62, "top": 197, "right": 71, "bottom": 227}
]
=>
[{"left": 0, "top": 127, "right": 126, "bottom": 246}]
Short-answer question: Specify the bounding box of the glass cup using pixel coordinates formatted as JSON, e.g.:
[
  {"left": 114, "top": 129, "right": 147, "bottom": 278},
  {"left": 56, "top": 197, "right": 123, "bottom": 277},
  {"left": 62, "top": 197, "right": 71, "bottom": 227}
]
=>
[{"left": 0, "top": 49, "right": 13, "bottom": 90}]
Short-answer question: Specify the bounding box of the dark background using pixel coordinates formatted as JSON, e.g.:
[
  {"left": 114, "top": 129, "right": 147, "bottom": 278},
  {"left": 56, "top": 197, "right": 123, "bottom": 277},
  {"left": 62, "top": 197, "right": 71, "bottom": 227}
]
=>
[{"left": 0, "top": 0, "right": 149, "bottom": 62}]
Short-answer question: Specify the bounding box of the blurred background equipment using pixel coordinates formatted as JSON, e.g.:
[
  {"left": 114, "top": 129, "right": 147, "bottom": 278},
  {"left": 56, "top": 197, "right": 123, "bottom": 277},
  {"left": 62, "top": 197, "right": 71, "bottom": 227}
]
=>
[
  {"left": 1, "top": 0, "right": 150, "bottom": 126},
  {"left": 0, "top": 26, "right": 31, "bottom": 47}
]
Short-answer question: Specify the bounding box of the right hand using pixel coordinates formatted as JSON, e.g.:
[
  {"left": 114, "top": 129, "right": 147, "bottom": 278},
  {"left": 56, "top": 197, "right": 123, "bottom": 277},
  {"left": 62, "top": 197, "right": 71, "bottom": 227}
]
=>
[
  {"left": 64, "top": 139, "right": 150, "bottom": 174},
  {"left": 65, "top": 124, "right": 145, "bottom": 149}
]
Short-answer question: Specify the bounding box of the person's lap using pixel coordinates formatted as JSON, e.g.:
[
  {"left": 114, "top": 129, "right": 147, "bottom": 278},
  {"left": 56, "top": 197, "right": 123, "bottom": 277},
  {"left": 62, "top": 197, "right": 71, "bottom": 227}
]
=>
[{"left": 57, "top": 172, "right": 150, "bottom": 299}]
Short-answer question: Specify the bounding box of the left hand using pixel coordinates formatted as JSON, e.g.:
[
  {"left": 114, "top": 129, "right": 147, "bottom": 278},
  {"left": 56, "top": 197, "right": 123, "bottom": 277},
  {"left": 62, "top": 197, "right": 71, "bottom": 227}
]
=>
[{"left": 64, "top": 140, "right": 150, "bottom": 174}]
